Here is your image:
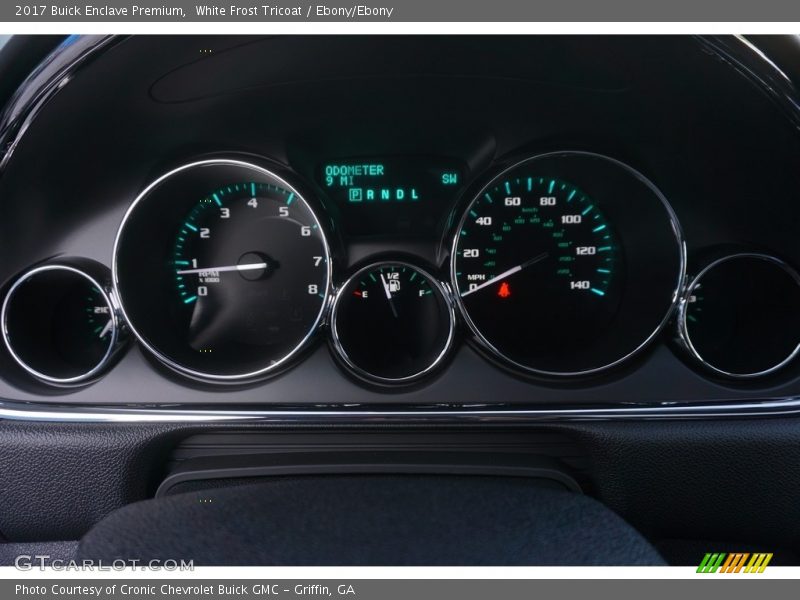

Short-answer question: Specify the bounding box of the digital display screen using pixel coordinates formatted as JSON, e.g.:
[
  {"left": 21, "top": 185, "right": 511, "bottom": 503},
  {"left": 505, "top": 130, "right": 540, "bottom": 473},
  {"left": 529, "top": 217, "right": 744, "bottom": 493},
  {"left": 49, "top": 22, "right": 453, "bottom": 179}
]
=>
[{"left": 319, "top": 157, "right": 466, "bottom": 236}]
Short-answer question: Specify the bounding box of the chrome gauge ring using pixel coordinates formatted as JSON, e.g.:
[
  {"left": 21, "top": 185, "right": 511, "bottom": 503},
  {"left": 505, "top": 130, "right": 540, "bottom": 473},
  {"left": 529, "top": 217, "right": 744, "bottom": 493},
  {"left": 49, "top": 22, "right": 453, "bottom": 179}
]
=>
[
  {"left": 1, "top": 261, "right": 124, "bottom": 385},
  {"left": 330, "top": 261, "right": 455, "bottom": 385},
  {"left": 677, "top": 253, "right": 800, "bottom": 378},
  {"left": 113, "top": 159, "right": 333, "bottom": 383},
  {"left": 450, "top": 151, "right": 686, "bottom": 377}
]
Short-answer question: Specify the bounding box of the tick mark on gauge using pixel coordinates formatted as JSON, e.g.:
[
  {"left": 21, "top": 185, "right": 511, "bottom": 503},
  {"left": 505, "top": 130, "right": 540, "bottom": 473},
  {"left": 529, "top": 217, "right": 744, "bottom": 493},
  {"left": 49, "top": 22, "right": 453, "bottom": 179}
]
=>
[
  {"left": 593, "top": 224, "right": 607, "bottom": 233},
  {"left": 183, "top": 295, "right": 198, "bottom": 304},
  {"left": 590, "top": 288, "right": 605, "bottom": 296},
  {"left": 185, "top": 223, "right": 198, "bottom": 232}
]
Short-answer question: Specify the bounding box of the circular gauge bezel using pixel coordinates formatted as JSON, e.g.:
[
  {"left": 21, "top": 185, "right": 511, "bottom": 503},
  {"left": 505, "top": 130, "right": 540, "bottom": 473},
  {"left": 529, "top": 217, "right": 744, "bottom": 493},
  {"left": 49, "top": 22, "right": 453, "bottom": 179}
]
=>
[
  {"left": 330, "top": 261, "right": 456, "bottom": 385},
  {"left": 677, "top": 252, "right": 800, "bottom": 379},
  {"left": 1, "top": 263, "right": 121, "bottom": 386},
  {"left": 112, "top": 158, "right": 333, "bottom": 383},
  {"left": 449, "top": 150, "right": 686, "bottom": 378}
]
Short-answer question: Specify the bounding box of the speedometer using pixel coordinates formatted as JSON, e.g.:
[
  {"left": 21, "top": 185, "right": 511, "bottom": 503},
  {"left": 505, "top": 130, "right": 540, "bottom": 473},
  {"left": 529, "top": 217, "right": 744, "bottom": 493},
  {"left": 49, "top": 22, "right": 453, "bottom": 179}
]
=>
[
  {"left": 457, "top": 177, "right": 619, "bottom": 303},
  {"left": 451, "top": 152, "right": 685, "bottom": 376}
]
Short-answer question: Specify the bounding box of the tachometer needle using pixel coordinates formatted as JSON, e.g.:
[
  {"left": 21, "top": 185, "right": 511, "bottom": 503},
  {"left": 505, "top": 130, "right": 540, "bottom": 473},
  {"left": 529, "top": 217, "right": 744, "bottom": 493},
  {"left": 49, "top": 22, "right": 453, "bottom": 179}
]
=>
[
  {"left": 176, "top": 262, "right": 267, "bottom": 275},
  {"left": 380, "top": 273, "right": 399, "bottom": 319},
  {"left": 460, "top": 252, "right": 549, "bottom": 297}
]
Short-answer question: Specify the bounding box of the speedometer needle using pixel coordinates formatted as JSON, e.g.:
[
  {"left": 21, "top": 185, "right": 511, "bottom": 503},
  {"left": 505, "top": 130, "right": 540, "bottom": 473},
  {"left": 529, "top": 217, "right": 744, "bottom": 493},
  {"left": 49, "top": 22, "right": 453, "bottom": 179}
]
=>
[
  {"left": 176, "top": 262, "right": 268, "bottom": 275},
  {"left": 460, "top": 252, "right": 549, "bottom": 297}
]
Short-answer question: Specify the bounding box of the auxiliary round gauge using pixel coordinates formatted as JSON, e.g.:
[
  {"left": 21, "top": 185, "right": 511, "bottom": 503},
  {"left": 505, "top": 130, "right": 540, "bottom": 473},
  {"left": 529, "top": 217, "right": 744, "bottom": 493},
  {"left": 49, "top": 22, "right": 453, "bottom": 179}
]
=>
[
  {"left": 1, "top": 260, "right": 124, "bottom": 385},
  {"left": 451, "top": 151, "right": 685, "bottom": 376},
  {"left": 678, "top": 254, "right": 800, "bottom": 378},
  {"left": 331, "top": 262, "right": 455, "bottom": 384},
  {"left": 114, "top": 159, "right": 332, "bottom": 382}
]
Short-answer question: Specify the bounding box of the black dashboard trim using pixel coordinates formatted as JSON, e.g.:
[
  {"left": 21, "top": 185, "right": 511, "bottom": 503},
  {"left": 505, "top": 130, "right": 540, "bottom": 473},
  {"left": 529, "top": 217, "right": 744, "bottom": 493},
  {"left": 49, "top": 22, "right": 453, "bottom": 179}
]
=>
[{"left": 0, "top": 35, "right": 119, "bottom": 173}]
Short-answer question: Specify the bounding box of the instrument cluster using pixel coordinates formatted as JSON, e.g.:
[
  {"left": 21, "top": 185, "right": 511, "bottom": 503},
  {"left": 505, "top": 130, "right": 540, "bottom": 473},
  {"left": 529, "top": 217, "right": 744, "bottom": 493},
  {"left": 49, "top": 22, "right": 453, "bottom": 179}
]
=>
[{"left": 3, "top": 150, "right": 799, "bottom": 390}]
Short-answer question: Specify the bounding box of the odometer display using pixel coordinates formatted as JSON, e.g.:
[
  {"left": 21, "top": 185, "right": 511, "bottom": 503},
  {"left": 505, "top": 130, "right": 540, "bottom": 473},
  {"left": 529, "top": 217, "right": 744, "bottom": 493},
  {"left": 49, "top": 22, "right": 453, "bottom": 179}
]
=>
[
  {"left": 114, "top": 160, "right": 331, "bottom": 382},
  {"left": 452, "top": 152, "right": 685, "bottom": 376}
]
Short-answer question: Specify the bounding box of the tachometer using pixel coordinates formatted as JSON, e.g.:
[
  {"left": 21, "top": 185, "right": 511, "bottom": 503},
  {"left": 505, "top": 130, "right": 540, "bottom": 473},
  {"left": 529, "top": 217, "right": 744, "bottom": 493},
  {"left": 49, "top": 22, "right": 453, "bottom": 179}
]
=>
[
  {"left": 114, "top": 159, "right": 332, "bottom": 382},
  {"left": 451, "top": 151, "right": 684, "bottom": 376}
]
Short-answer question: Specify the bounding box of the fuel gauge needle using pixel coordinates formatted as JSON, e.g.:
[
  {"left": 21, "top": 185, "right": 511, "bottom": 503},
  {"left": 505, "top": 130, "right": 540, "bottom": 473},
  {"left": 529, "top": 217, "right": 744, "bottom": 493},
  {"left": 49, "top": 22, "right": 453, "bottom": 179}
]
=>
[
  {"left": 461, "top": 251, "right": 549, "bottom": 297},
  {"left": 380, "top": 273, "right": 399, "bottom": 319}
]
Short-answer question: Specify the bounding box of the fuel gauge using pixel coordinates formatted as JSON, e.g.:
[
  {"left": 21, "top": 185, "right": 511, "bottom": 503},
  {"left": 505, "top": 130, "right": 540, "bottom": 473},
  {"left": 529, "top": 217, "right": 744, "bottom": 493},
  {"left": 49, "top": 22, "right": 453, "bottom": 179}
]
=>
[{"left": 331, "top": 262, "right": 455, "bottom": 384}]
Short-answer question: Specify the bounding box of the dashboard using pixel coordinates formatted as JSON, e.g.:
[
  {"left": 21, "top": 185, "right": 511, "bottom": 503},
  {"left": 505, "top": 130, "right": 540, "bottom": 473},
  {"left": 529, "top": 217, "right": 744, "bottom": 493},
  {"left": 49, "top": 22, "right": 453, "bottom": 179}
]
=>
[{"left": 1, "top": 35, "right": 800, "bottom": 417}]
